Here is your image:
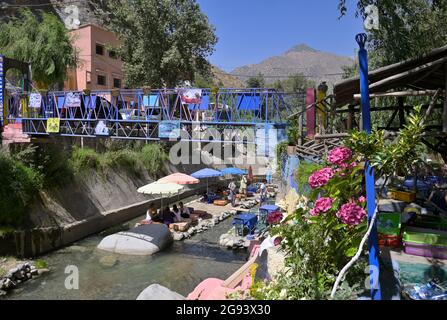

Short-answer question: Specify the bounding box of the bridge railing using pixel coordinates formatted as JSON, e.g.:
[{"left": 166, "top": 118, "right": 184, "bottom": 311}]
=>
[{"left": 6, "top": 88, "right": 297, "bottom": 124}]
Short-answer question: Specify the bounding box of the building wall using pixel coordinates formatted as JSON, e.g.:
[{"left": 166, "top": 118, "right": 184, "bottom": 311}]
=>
[{"left": 65, "top": 24, "right": 123, "bottom": 91}]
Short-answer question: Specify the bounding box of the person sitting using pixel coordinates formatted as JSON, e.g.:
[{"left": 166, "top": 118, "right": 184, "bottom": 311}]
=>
[
  {"left": 179, "top": 202, "right": 191, "bottom": 219},
  {"left": 148, "top": 203, "right": 163, "bottom": 223},
  {"left": 172, "top": 204, "right": 182, "bottom": 223},
  {"left": 162, "top": 206, "right": 175, "bottom": 225}
]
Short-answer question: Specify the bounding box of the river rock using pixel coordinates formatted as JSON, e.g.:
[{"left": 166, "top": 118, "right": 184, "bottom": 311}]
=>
[
  {"left": 136, "top": 284, "right": 185, "bottom": 300},
  {"left": 97, "top": 224, "right": 173, "bottom": 256},
  {"left": 173, "top": 233, "right": 184, "bottom": 241},
  {"left": 38, "top": 268, "right": 50, "bottom": 275},
  {"left": 0, "top": 290, "right": 7, "bottom": 297},
  {"left": 99, "top": 255, "right": 118, "bottom": 268}
]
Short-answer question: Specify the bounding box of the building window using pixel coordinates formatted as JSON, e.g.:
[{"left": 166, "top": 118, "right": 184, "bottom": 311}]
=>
[
  {"left": 97, "top": 74, "right": 106, "bottom": 86},
  {"left": 109, "top": 50, "right": 118, "bottom": 59},
  {"left": 96, "top": 44, "right": 105, "bottom": 55},
  {"left": 113, "top": 78, "right": 121, "bottom": 88}
]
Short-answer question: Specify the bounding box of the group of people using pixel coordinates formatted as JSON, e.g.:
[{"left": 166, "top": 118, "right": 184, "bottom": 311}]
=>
[
  {"left": 144, "top": 201, "right": 191, "bottom": 225},
  {"left": 227, "top": 175, "right": 268, "bottom": 207}
]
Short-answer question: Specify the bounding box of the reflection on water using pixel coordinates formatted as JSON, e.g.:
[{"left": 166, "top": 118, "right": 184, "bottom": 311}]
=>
[{"left": 7, "top": 219, "right": 246, "bottom": 300}]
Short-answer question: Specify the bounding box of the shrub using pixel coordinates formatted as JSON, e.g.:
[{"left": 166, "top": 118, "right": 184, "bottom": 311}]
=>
[
  {"left": 139, "top": 144, "right": 168, "bottom": 178},
  {"left": 70, "top": 147, "right": 101, "bottom": 175},
  {"left": 0, "top": 151, "right": 41, "bottom": 226}
]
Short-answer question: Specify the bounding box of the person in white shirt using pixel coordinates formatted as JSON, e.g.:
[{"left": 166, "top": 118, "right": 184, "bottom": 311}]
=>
[
  {"left": 172, "top": 204, "right": 182, "bottom": 222},
  {"left": 179, "top": 202, "right": 191, "bottom": 219},
  {"left": 260, "top": 180, "right": 267, "bottom": 203}
]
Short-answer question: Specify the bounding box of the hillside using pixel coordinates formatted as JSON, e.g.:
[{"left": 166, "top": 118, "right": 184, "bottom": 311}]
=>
[
  {"left": 211, "top": 66, "right": 245, "bottom": 88},
  {"left": 231, "top": 44, "right": 354, "bottom": 88}
]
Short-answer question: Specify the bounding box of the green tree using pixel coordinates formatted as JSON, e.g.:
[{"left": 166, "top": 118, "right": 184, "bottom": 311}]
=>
[
  {"left": 0, "top": 9, "right": 77, "bottom": 87},
  {"left": 338, "top": 0, "right": 447, "bottom": 67},
  {"left": 281, "top": 73, "right": 314, "bottom": 93},
  {"left": 246, "top": 73, "right": 265, "bottom": 88},
  {"left": 91, "top": 0, "right": 217, "bottom": 88}
]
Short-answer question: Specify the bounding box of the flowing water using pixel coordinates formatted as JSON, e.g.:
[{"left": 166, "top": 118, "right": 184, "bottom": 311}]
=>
[{"left": 6, "top": 215, "right": 247, "bottom": 300}]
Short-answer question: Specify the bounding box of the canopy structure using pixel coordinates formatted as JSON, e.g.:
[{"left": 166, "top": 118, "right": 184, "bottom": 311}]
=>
[
  {"left": 137, "top": 181, "right": 184, "bottom": 209},
  {"left": 191, "top": 168, "right": 223, "bottom": 194},
  {"left": 334, "top": 45, "right": 447, "bottom": 108},
  {"left": 158, "top": 173, "right": 199, "bottom": 185},
  {"left": 220, "top": 167, "right": 247, "bottom": 176},
  {"left": 191, "top": 168, "right": 223, "bottom": 179}
]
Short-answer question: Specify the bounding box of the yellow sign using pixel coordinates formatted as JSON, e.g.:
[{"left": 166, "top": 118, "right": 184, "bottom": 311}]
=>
[{"left": 46, "top": 118, "right": 60, "bottom": 133}]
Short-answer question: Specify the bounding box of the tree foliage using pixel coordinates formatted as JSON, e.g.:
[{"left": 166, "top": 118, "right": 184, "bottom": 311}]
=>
[
  {"left": 246, "top": 73, "right": 265, "bottom": 88},
  {"left": 91, "top": 0, "right": 217, "bottom": 88},
  {"left": 338, "top": 0, "right": 447, "bottom": 67},
  {"left": 0, "top": 9, "right": 77, "bottom": 87}
]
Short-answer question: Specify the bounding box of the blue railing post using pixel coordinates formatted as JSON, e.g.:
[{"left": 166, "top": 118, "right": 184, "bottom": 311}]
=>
[{"left": 356, "top": 33, "right": 381, "bottom": 300}]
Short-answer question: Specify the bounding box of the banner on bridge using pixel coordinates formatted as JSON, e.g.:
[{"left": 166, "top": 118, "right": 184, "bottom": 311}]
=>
[{"left": 46, "top": 118, "right": 60, "bottom": 133}]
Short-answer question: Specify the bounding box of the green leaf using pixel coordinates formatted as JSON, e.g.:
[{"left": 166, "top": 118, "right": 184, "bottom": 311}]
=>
[{"left": 345, "top": 247, "right": 358, "bottom": 257}]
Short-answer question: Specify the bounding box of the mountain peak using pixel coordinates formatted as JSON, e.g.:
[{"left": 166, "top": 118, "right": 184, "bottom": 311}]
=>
[{"left": 286, "top": 44, "right": 318, "bottom": 53}]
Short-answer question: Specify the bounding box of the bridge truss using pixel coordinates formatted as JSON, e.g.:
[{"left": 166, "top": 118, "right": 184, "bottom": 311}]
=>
[{"left": 4, "top": 88, "right": 301, "bottom": 144}]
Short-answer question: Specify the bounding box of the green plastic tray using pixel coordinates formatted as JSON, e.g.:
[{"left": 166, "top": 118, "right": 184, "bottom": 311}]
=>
[
  {"left": 378, "top": 212, "right": 402, "bottom": 236},
  {"left": 403, "top": 227, "right": 447, "bottom": 247}
]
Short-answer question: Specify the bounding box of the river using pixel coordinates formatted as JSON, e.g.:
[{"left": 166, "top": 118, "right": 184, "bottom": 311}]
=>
[{"left": 6, "top": 213, "right": 247, "bottom": 300}]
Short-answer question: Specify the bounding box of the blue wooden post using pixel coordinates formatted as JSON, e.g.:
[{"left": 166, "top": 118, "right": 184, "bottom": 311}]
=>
[{"left": 356, "top": 33, "right": 382, "bottom": 300}]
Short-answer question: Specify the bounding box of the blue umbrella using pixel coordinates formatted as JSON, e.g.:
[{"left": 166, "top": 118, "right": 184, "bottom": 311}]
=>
[
  {"left": 221, "top": 167, "right": 247, "bottom": 176},
  {"left": 191, "top": 168, "right": 223, "bottom": 194}
]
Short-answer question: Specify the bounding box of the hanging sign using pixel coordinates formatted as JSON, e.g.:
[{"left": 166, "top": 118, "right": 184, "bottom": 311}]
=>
[
  {"left": 159, "top": 120, "right": 181, "bottom": 140},
  {"left": 65, "top": 92, "right": 81, "bottom": 108},
  {"left": 29, "top": 93, "right": 42, "bottom": 108},
  {"left": 179, "top": 89, "right": 202, "bottom": 104},
  {"left": 95, "top": 120, "right": 109, "bottom": 136},
  {"left": 46, "top": 118, "right": 60, "bottom": 133}
]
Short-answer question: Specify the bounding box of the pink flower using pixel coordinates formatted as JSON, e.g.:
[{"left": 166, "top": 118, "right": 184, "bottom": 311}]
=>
[
  {"left": 311, "top": 197, "right": 333, "bottom": 216},
  {"left": 308, "top": 168, "right": 334, "bottom": 189},
  {"left": 267, "top": 211, "right": 283, "bottom": 225},
  {"left": 328, "top": 147, "right": 353, "bottom": 166},
  {"left": 358, "top": 196, "right": 366, "bottom": 203},
  {"left": 273, "top": 237, "right": 283, "bottom": 246},
  {"left": 336, "top": 203, "right": 367, "bottom": 226}
]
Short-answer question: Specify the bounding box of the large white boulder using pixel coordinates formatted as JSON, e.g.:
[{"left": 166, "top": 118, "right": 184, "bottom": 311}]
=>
[
  {"left": 97, "top": 224, "right": 173, "bottom": 256},
  {"left": 136, "top": 284, "right": 185, "bottom": 300}
]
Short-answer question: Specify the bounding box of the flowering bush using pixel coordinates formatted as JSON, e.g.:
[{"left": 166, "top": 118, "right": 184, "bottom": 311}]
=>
[
  {"left": 308, "top": 168, "right": 334, "bottom": 189},
  {"left": 255, "top": 146, "right": 369, "bottom": 300},
  {"left": 310, "top": 197, "right": 333, "bottom": 216},
  {"left": 267, "top": 211, "right": 283, "bottom": 225},
  {"left": 336, "top": 202, "right": 367, "bottom": 226},
  {"left": 328, "top": 147, "right": 353, "bottom": 165}
]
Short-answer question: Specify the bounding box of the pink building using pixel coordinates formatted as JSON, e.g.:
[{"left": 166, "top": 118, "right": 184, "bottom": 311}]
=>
[{"left": 65, "top": 24, "right": 124, "bottom": 91}]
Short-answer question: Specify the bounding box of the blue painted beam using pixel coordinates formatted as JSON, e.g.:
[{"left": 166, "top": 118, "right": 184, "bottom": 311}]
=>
[{"left": 356, "top": 33, "right": 381, "bottom": 300}]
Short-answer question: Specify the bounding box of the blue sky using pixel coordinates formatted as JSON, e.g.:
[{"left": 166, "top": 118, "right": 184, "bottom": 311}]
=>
[{"left": 197, "top": 0, "right": 364, "bottom": 72}]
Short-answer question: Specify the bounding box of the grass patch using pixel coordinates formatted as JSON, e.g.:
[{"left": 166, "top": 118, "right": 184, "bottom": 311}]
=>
[
  {"left": 70, "top": 144, "right": 168, "bottom": 178},
  {"left": 34, "top": 259, "right": 48, "bottom": 269}
]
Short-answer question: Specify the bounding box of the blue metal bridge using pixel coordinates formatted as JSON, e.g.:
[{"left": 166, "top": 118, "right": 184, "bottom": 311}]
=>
[{"left": 2, "top": 88, "right": 300, "bottom": 143}]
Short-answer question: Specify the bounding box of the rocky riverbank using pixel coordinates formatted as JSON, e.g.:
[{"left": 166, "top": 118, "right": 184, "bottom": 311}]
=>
[
  {"left": 170, "top": 199, "right": 259, "bottom": 242},
  {"left": 0, "top": 259, "right": 49, "bottom": 297}
]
